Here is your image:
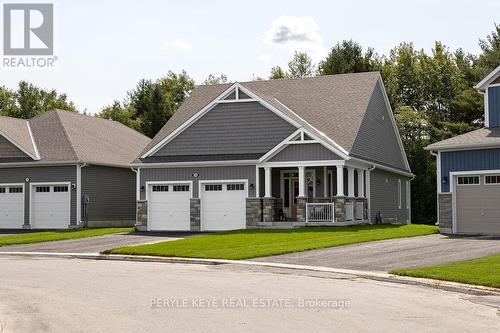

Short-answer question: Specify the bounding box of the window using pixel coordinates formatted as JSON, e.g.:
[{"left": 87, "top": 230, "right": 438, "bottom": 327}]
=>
[
  {"left": 9, "top": 187, "right": 23, "bottom": 193},
  {"left": 36, "top": 186, "right": 50, "bottom": 193},
  {"left": 0, "top": 187, "right": 5, "bottom": 194},
  {"left": 485, "top": 175, "right": 500, "bottom": 184},
  {"left": 398, "top": 179, "right": 402, "bottom": 210},
  {"left": 227, "top": 184, "right": 244, "bottom": 191},
  {"left": 53, "top": 186, "right": 68, "bottom": 192},
  {"left": 173, "top": 185, "right": 189, "bottom": 192},
  {"left": 457, "top": 176, "right": 480, "bottom": 185},
  {"left": 152, "top": 185, "right": 169, "bottom": 192},
  {"left": 205, "top": 184, "right": 222, "bottom": 191}
]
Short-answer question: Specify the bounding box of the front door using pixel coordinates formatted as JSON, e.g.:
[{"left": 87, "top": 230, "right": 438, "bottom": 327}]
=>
[{"left": 290, "top": 179, "right": 299, "bottom": 218}]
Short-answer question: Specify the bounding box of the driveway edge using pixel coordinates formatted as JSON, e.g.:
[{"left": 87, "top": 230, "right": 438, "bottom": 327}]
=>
[{"left": 1, "top": 251, "right": 499, "bottom": 296}]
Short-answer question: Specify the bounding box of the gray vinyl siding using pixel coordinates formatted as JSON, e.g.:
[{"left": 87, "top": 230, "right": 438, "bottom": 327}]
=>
[
  {"left": 488, "top": 86, "right": 500, "bottom": 127},
  {"left": 0, "top": 165, "right": 77, "bottom": 226},
  {"left": 440, "top": 148, "right": 500, "bottom": 192},
  {"left": 0, "top": 135, "right": 30, "bottom": 159},
  {"left": 268, "top": 143, "right": 342, "bottom": 162},
  {"left": 81, "top": 165, "right": 136, "bottom": 224},
  {"left": 140, "top": 165, "right": 256, "bottom": 199},
  {"left": 369, "top": 168, "right": 409, "bottom": 224},
  {"left": 152, "top": 102, "right": 297, "bottom": 157},
  {"left": 350, "top": 81, "right": 408, "bottom": 171}
]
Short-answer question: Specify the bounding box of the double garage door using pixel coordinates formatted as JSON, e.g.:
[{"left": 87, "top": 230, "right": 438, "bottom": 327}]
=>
[
  {"left": 147, "top": 181, "right": 247, "bottom": 231},
  {"left": 0, "top": 183, "right": 70, "bottom": 229},
  {"left": 455, "top": 174, "right": 500, "bottom": 235}
]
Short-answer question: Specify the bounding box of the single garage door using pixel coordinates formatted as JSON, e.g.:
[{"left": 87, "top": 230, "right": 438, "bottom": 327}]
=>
[
  {"left": 201, "top": 182, "right": 247, "bottom": 231},
  {"left": 456, "top": 174, "right": 500, "bottom": 235},
  {"left": 148, "top": 183, "right": 191, "bottom": 231},
  {"left": 0, "top": 184, "right": 24, "bottom": 229},
  {"left": 31, "top": 184, "right": 70, "bottom": 229}
]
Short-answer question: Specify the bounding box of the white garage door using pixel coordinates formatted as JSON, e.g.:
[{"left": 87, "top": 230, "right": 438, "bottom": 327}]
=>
[
  {"left": 148, "top": 183, "right": 191, "bottom": 231},
  {"left": 0, "top": 184, "right": 24, "bottom": 229},
  {"left": 31, "top": 184, "right": 70, "bottom": 229},
  {"left": 456, "top": 174, "right": 500, "bottom": 235},
  {"left": 201, "top": 182, "right": 247, "bottom": 231}
]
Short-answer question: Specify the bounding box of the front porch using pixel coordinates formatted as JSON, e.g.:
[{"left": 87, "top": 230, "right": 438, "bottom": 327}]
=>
[{"left": 247, "top": 164, "right": 369, "bottom": 227}]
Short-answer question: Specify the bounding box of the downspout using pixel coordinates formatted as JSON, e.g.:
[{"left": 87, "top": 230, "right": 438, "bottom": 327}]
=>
[
  {"left": 429, "top": 151, "right": 440, "bottom": 226},
  {"left": 131, "top": 167, "right": 139, "bottom": 227},
  {"left": 77, "top": 163, "right": 88, "bottom": 227}
]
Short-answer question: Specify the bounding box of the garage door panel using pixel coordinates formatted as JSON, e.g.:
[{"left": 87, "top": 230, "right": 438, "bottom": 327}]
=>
[
  {"left": 456, "top": 175, "right": 500, "bottom": 235},
  {"left": 32, "top": 185, "right": 70, "bottom": 229},
  {"left": 201, "top": 182, "right": 246, "bottom": 231},
  {"left": 148, "top": 184, "right": 191, "bottom": 231},
  {"left": 0, "top": 185, "right": 24, "bottom": 229}
]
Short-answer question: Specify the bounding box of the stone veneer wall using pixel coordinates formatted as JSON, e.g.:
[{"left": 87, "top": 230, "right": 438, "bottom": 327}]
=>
[
  {"left": 296, "top": 197, "right": 308, "bottom": 222},
  {"left": 263, "top": 198, "right": 276, "bottom": 222},
  {"left": 246, "top": 198, "right": 262, "bottom": 226},
  {"left": 334, "top": 196, "right": 346, "bottom": 222},
  {"left": 190, "top": 198, "right": 201, "bottom": 231},
  {"left": 135, "top": 200, "right": 148, "bottom": 231},
  {"left": 438, "top": 193, "right": 452, "bottom": 233}
]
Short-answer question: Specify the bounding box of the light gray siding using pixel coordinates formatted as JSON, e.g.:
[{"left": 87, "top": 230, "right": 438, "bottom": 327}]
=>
[
  {"left": 0, "top": 165, "right": 77, "bottom": 226},
  {"left": 350, "top": 81, "right": 408, "bottom": 172},
  {"left": 140, "top": 165, "right": 256, "bottom": 199},
  {"left": 0, "top": 135, "right": 32, "bottom": 163},
  {"left": 81, "top": 165, "right": 136, "bottom": 226},
  {"left": 268, "top": 143, "right": 341, "bottom": 162},
  {"left": 369, "top": 168, "right": 409, "bottom": 224},
  {"left": 152, "top": 102, "right": 297, "bottom": 158}
]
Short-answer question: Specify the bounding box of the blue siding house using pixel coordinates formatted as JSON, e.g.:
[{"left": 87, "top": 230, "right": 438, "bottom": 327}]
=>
[{"left": 426, "top": 65, "right": 500, "bottom": 235}]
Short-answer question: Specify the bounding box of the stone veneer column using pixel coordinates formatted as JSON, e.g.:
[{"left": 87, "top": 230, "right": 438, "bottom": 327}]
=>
[
  {"left": 246, "top": 198, "right": 263, "bottom": 226},
  {"left": 135, "top": 200, "right": 148, "bottom": 231},
  {"left": 334, "top": 196, "right": 346, "bottom": 222},
  {"left": 190, "top": 198, "right": 201, "bottom": 231},
  {"left": 262, "top": 197, "right": 276, "bottom": 222},
  {"left": 296, "top": 197, "right": 308, "bottom": 222},
  {"left": 438, "top": 193, "right": 452, "bottom": 234}
]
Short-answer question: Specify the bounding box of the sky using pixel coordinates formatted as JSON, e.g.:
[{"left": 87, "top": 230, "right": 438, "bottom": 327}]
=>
[{"left": 1, "top": 0, "right": 499, "bottom": 114}]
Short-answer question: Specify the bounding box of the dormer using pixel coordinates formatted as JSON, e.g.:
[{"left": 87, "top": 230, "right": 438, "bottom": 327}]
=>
[{"left": 475, "top": 65, "right": 500, "bottom": 128}]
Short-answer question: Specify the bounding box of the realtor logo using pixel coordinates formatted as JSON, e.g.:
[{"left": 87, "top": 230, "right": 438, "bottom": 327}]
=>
[{"left": 3, "top": 3, "right": 53, "bottom": 55}]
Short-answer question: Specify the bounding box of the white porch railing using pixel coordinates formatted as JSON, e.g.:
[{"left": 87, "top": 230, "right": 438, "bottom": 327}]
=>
[
  {"left": 355, "top": 201, "right": 364, "bottom": 220},
  {"left": 345, "top": 202, "right": 354, "bottom": 221},
  {"left": 306, "top": 203, "right": 335, "bottom": 222}
]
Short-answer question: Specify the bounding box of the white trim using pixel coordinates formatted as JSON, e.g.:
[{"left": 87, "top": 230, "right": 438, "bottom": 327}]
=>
[
  {"left": 272, "top": 98, "right": 350, "bottom": 156},
  {"left": 336, "top": 165, "right": 344, "bottom": 197},
  {"left": 26, "top": 122, "right": 40, "bottom": 160},
  {"left": 489, "top": 83, "right": 500, "bottom": 88},
  {"left": 347, "top": 167, "right": 355, "bottom": 197},
  {"left": 397, "top": 179, "right": 402, "bottom": 209},
  {"left": 474, "top": 64, "right": 500, "bottom": 90},
  {"left": 259, "top": 160, "right": 344, "bottom": 168},
  {"left": 76, "top": 165, "right": 81, "bottom": 225},
  {"left": 264, "top": 167, "right": 271, "bottom": 197},
  {"left": 436, "top": 151, "right": 442, "bottom": 193},
  {"left": 255, "top": 166, "right": 260, "bottom": 198},
  {"left": 0, "top": 129, "right": 39, "bottom": 160},
  {"left": 217, "top": 99, "right": 259, "bottom": 104},
  {"left": 132, "top": 160, "right": 259, "bottom": 168},
  {"left": 0, "top": 182, "right": 25, "bottom": 228},
  {"left": 298, "top": 166, "right": 305, "bottom": 197},
  {"left": 485, "top": 88, "right": 490, "bottom": 128},
  {"left": 29, "top": 182, "right": 72, "bottom": 229},
  {"left": 376, "top": 76, "right": 412, "bottom": 172},
  {"left": 198, "top": 179, "right": 249, "bottom": 231},
  {"left": 456, "top": 175, "right": 481, "bottom": 186},
  {"left": 349, "top": 156, "right": 414, "bottom": 177},
  {"left": 366, "top": 166, "right": 374, "bottom": 222},
  {"left": 483, "top": 174, "right": 500, "bottom": 185},
  {"left": 0, "top": 161, "right": 134, "bottom": 169}
]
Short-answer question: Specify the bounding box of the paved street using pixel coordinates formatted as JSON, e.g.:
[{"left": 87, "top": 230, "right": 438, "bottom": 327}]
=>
[
  {"left": 253, "top": 234, "right": 500, "bottom": 271},
  {"left": 0, "top": 232, "right": 190, "bottom": 253},
  {"left": 0, "top": 256, "right": 499, "bottom": 333}
]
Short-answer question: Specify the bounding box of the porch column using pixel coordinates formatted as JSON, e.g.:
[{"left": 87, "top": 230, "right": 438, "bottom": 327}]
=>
[
  {"left": 264, "top": 167, "right": 272, "bottom": 197},
  {"left": 336, "top": 165, "right": 344, "bottom": 196},
  {"left": 255, "top": 166, "right": 260, "bottom": 197},
  {"left": 358, "top": 169, "right": 365, "bottom": 197},
  {"left": 298, "top": 166, "right": 305, "bottom": 197},
  {"left": 347, "top": 167, "right": 355, "bottom": 197},
  {"left": 323, "top": 166, "right": 328, "bottom": 197}
]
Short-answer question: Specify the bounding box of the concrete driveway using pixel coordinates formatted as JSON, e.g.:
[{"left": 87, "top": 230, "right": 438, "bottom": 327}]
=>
[
  {"left": 253, "top": 234, "right": 500, "bottom": 271},
  {"left": 0, "top": 256, "right": 499, "bottom": 333},
  {"left": 0, "top": 232, "right": 191, "bottom": 254}
]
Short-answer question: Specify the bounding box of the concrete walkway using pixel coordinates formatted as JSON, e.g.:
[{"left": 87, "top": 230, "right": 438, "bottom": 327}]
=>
[
  {"left": 0, "top": 232, "right": 190, "bottom": 253},
  {"left": 252, "top": 234, "right": 500, "bottom": 271}
]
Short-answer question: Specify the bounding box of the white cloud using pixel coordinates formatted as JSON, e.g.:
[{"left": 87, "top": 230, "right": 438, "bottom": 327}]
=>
[
  {"left": 263, "top": 16, "right": 325, "bottom": 60},
  {"left": 170, "top": 39, "right": 192, "bottom": 49},
  {"left": 258, "top": 53, "right": 271, "bottom": 63}
]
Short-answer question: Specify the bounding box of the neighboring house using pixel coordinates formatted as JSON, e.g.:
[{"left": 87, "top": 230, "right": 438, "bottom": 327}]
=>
[
  {"left": 426, "top": 65, "right": 500, "bottom": 236},
  {"left": 133, "top": 72, "right": 413, "bottom": 231},
  {"left": 0, "top": 109, "right": 150, "bottom": 229}
]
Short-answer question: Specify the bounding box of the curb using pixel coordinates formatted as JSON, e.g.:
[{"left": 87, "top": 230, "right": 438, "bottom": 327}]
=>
[{"left": 1, "top": 251, "right": 499, "bottom": 296}]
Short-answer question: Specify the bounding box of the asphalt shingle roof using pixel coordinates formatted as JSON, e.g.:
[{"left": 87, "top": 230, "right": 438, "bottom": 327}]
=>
[
  {"left": 0, "top": 116, "right": 38, "bottom": 158},
  {"left": 426, "top": 127, "right": 500, "bottom": 150}
]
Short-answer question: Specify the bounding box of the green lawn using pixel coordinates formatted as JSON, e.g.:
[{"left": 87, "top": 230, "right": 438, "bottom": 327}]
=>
[
  {"left": 104, "top": 224, "right": 438, "bottom": 260},
  {"left": 0, "top": 228, "right": 133, "bottom": 247},
  {"left": 391, "top": 254, "right": 500, "bottom": 288}
]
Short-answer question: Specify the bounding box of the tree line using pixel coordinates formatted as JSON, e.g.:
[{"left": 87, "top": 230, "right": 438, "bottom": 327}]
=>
[{"left": 1, "top": 24, "right": 498, "bottom": 224}]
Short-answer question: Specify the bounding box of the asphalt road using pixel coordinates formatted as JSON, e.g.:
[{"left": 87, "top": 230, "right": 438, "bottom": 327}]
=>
[
  {"left": 0, "top": 232, "right": 190, "bottom": 253},
  {"left": 253, "top": 234, "right": 500, "bottom": 271},
  {"left": 0, "top": 256, "right": 499, "bottom": 333}
]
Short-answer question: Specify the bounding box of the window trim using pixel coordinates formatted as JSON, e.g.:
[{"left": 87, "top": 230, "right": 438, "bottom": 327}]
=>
[
  {"left": 146, "top": 181, "right": 194, "bottom": 199},
  {"left": 484, "top": 174, "right": 500, "bottom": 185},
  {"left": 456, "top": 175, "right": 481, "bottom": 186},
  {"left": 397, "top": 179, "right": 402, "bottom": 210}
]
